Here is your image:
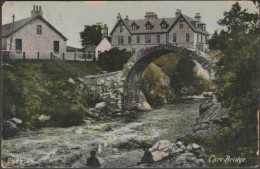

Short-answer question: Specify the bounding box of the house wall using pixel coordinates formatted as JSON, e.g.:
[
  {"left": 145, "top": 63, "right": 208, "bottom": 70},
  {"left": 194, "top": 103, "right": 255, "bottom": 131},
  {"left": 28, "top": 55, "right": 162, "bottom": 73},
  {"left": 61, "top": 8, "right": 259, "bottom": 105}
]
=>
[
  {"left": 111, "top": 21, "right": 132, "bottom": 51},
  {"left": 167, "top": 18, "right": 194, "bottom": 49},
  {"left": 2, "top": 38, "right": 7, "bottom": 50},
  {"left": 111, "top": 16, "right": 209, "bottom": 53},
  {"left": 5, "top": 18, "right": 67, "bottom": 59},
  {"left": 95, "top": 38, "right": 112, "bottom": 60}
]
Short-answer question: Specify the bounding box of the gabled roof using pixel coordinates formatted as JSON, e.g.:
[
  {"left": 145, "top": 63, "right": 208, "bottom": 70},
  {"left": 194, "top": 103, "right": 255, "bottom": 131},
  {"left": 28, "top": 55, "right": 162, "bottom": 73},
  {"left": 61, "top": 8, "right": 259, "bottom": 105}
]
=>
[
  {"left": 182, "top": 15, "right": 209, "bottom": 35},
  {"left": 110, "top": 13, "right": 209, "bottom": 35},
  {"left": 2, "top": 15, "right": 68, "bottom": 40},
  {"left": 96, "top": 37, "right": 112, "bottom": 48}
]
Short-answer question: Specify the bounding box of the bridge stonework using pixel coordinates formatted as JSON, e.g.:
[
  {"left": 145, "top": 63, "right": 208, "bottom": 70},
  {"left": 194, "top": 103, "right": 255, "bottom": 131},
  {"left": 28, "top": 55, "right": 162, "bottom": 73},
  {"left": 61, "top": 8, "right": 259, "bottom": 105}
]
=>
[{"left": 83, "top": 44, "right": 214, "bottom": 111}]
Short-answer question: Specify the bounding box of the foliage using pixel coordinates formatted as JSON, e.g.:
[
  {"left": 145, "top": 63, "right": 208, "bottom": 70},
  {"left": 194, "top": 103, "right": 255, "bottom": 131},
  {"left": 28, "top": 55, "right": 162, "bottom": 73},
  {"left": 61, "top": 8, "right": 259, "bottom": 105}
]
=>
[
  {"left": 208, "top": 2, "right": 259, "bottom": 50},
  {"left": 197, "top": 2, "right": 259, "bottom": 166},
  {"left": 153, "top": 53, "right": 213, "bottom": 98},
  {"left": 80, "top": 23, "right": 103, "bottom": 49},
  {"left": 2, "top": 60, "right": 98, "bottom": 128},
  {"left": 98, "top": 47, "right": 132, "bottom": 72},
  {"left": 139, "top": 63, "right": 174, "bottom": 107}
]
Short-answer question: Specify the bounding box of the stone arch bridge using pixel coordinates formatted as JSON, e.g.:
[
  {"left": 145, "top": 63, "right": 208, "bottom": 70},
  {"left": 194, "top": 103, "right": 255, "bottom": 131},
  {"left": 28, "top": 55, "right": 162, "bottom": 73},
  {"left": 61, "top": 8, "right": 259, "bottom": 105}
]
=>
[{"left": 82, "top": 44, "right": 214, "bottom": 111}]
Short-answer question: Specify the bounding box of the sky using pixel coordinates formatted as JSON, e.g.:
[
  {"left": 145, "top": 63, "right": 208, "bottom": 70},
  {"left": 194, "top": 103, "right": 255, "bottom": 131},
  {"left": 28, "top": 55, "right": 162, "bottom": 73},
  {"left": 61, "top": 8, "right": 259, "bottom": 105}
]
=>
[{"left": 2, "top": 1, "right": 258, "bottom": 48}]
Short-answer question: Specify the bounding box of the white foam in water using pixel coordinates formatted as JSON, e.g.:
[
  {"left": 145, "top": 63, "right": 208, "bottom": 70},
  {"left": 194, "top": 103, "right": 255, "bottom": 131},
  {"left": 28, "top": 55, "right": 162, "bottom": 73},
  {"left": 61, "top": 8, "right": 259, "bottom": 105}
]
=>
[{"left": 193, "top": 60, "right": 210, "bottom": 80}]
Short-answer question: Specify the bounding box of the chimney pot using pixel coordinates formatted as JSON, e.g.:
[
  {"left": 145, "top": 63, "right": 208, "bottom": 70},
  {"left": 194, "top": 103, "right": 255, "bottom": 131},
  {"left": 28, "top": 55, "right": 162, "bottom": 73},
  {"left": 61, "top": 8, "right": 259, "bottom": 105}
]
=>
[
  {"left": 126, "top": 15, "right": 128, "bottom": 20},
  {"left": 195, "top": 13, "right": 201, "bottom": 22},
  {"left": 117, "top": 13, "right": 121, "bottom": 21},
  {"left": 175, "top": 9, "right": 182, "bottom": 17},
  {"left": 39, "top": 6, "right": 42, "bottom": 11}
]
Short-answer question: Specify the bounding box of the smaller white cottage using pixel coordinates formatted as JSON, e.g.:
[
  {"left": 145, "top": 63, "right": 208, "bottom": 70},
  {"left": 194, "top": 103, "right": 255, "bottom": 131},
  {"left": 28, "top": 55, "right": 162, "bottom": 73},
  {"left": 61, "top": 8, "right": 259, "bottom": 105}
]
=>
[
  {"left": 1, "top": 5, "right": 68, "bottom": 59},
  {"left": 95, "top": 37, "right": 111, "bottom": 60}
]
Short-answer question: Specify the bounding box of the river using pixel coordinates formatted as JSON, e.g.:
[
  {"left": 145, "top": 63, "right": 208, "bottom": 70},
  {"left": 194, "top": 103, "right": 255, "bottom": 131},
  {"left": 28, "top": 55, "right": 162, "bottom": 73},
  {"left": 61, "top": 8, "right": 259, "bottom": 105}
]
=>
[{"left": 2, "top": 101, "right": 202, "bottom": 168}]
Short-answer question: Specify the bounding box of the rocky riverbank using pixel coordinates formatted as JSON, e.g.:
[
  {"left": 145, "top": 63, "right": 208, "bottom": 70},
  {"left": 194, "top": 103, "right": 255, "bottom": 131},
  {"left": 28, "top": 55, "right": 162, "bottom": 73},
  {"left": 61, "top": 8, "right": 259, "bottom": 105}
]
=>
[{"left": 136, "top": 140, "right": 206, "bottom": 168}]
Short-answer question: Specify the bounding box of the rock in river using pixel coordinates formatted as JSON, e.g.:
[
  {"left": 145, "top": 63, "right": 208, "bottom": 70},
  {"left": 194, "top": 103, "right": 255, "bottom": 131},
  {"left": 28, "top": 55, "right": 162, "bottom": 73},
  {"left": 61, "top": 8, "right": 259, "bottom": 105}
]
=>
[{"left": 2, "top": 121, "right": 19, "bottom": 139}]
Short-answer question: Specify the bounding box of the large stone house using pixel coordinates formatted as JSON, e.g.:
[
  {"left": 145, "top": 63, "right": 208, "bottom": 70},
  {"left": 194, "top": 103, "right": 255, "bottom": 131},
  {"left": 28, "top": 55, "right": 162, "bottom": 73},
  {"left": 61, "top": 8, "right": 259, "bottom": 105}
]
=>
[
  {"left": 110, "top": 9, "right": 210, "bottom": 53},
  {"left": 1, "top": 5, "right": 67, "bottom": 59}
]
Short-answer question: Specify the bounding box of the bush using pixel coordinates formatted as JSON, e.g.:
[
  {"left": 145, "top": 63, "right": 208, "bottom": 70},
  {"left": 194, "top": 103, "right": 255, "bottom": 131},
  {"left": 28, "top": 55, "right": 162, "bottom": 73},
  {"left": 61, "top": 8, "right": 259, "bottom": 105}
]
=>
[{"left": 98, "top": 48, "right": 132, "bottom": 72}]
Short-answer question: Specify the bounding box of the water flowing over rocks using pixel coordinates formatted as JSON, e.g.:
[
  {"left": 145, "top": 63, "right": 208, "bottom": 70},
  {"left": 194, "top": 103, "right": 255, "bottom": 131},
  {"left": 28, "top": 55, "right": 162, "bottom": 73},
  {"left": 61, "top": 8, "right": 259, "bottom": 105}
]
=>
[{"left": 137, "top": 140, "right": 206, "bottom": 168}]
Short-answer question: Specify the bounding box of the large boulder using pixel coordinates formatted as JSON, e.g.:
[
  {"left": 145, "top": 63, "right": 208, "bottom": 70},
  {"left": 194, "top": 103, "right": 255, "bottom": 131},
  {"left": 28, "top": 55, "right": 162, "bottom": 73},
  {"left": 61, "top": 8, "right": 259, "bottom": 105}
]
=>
[
  {"left": 194, "top": 100, "right": 230, "bottom": 136},
  {"left": 199, "top": 100, "right": 213, "bottom": 115},
  {"left": 95, "top": 102, "right": 106, "bottom": 109},
  {"left": 138, "top": 101, "right": 152, "bottom": 111},
  {"left": 38, "top": 115, "right": 51, "bottom": 122},
  {"left": 11, "top": 117, "right": 22, "bottom": 124},
  {"left": 68, "top": 78, "right": 76, "bottom": 84},
  {"left": 2, "top": 121, "right": 19, "bottom": 139}
]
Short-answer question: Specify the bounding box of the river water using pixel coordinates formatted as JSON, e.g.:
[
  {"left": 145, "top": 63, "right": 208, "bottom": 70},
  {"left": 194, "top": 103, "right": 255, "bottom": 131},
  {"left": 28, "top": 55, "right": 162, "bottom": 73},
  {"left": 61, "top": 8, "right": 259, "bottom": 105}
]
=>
[{"left": 2, "top": 101, "right": 201, "bottom": 168}]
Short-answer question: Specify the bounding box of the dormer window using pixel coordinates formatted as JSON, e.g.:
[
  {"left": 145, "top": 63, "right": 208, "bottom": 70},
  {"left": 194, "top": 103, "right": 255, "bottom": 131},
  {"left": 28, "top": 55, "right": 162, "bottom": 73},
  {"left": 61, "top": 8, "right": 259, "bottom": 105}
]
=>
[
  {"left": 146, "top": 24, "right": 152, "bottom": 30},
  {"left": 160, "top": 20, "right": 169, "bottom": 29},
  {"left": 195, "top": 22, "right": 198, "bottom": 28},
  {"left": 145, "top": 21, "right": 153, "bottom": 30},
  {"left": 203, "top": 25, "right": 206, "bottom": 30},
  {"left": 161, "top": 24, "right": 167, "bottom": 29},
  {"left": 131, "top": 22, "right": 139, "bottom": 31}
]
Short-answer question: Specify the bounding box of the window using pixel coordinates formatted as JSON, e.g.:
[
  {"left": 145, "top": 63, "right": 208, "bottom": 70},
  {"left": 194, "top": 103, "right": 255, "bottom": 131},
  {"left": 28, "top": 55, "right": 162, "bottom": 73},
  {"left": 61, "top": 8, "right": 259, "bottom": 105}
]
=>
[
  {"left": 118, "top": 36, "right": 124, "bottom": 44},
  {"left": 201, "top": 35, "right": 203, "bottom": 43},
  {"left": 137, "top": 35, "right": 140, "bottom": 43},
  {"left": 195, "top": 22, "right": 198, "bottom": 28},
  {"left": 173, "top": 33, "right": 177, "bottom": 42},
  {"left": 132, "top": 26, "right": 136, "bottom": 31},
  {"left": 128, "top": 36, "right": 132, "bottom": 44},
  {"left": 15, "top": 39, "right": 22, "bottom": 52},
  {"left": 87, "top": 51, "right": 92, "bottom": 59},
  {"left": 180, "top": 23, "right": 184, "bottom": 29},
  {"left": 54, "top": 41, "right": 59, "bottom": 53},
  {"left": 145, "top": 35, "right": 151, "bottom": 43},
  {"left": 166, "top": 33, "right": 169, "bottom": 43},
  {"left": 161, "top": 24, "right": 166, "bottom": 29},
  {"left": 146, "top": 24, "right": 152, "bottom": 30},
  {"left": 132, "top": 48, "right": 136, "bottom": 53},
  {"left": 186, "top": 33, "right": 190, "bottom": 42},
  {"left": 197, "top": 34, "right": 200, "bottom": 42},
  {"left": 98, "top": 50, "right": 101, "bottom": 56},
  {"left": 120, "top": 24, "right": 123, "bottom": 32},
  {"left": 157, "top": 35, "right": 160, "bottom": 43},
  {"left": 37, "top": 25, "right": 42, "bottom": 35},
  {"left": 205, "top": 36, "right": 208, "bottom": 44}
]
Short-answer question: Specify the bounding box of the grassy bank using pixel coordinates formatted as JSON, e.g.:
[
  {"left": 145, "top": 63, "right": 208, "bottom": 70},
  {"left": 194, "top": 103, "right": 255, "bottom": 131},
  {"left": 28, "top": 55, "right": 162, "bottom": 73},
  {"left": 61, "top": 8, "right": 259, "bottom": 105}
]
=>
[{"left": 3, "top": 60, "right": 103, "bottom": 128}]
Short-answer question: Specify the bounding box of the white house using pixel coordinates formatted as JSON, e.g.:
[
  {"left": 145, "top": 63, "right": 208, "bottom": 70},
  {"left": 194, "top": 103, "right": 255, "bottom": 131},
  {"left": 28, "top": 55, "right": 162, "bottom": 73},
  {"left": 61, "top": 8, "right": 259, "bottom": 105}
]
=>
[
  {"left": 1, "top": 5, "right": 68, "bottom": 59},
  {"left": 95, "top": 37, "right": 112, "bottom": 60}
]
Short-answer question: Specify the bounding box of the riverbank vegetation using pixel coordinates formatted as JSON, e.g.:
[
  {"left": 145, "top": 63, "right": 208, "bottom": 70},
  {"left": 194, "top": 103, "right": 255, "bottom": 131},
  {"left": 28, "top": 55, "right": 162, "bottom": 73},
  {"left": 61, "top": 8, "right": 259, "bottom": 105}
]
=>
[
  {"left": 183, "top": 2, "right": 259, "bottom": 167},
  {"left": 139, "top": 52, "right": 213, "bottom": 107},
  {"left": 3, "top": 60, "right": 103, "bottom": 128}
]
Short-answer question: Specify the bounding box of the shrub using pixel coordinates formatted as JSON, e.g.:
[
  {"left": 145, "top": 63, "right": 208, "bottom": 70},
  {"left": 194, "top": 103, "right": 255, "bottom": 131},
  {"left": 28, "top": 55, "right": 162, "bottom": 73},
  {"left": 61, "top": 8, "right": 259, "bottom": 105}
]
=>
[{"left": 98, "top": 48, "right": 132, "bottom": 72}]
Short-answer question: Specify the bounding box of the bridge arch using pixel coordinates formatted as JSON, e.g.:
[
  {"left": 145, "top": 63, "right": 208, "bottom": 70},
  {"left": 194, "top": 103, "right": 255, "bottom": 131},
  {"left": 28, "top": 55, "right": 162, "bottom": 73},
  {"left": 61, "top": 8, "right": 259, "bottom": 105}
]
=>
[{"left": 121, "top": 44, "right": 214, "bottom": 110}]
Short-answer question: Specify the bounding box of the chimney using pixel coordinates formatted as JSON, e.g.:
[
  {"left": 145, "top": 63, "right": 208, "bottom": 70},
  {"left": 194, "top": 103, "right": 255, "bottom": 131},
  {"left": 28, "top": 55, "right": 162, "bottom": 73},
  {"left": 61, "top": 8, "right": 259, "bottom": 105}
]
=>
[
  {"left": 125, "top": 15, "right": 129, "bottom": 20},
  {"left": 195, "top": 13, "right": 201, "bottom": 22},
  {"left": 31, "top": 5, "right": 43, "bottom": 17},
  {"left": 103, "top": 24, "right": 108, "bottom": 38},
  {"left": 175, "top": 9, "right": 182, "bottom": 17},
  {"left": 145, "top": 12, "right": 158, "bottom": 19},
  {"left": 117, "top": 13, "right": 121, "bottom": 21}
]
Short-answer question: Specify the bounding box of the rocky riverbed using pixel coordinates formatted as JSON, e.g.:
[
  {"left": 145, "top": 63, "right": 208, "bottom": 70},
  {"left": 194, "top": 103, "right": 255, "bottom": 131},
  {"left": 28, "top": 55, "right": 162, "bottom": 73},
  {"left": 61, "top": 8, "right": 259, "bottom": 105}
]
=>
[{"left": 2, "top": 101, "right": 204, "bottom": 168}]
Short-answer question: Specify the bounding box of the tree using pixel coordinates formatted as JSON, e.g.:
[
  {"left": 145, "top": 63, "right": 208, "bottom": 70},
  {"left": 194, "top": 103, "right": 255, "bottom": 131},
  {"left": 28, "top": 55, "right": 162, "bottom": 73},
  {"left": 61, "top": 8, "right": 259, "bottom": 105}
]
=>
[
  {"left": 97, "top": 48, "right": 132, "bottom": 72},
  {"left": 212, "top": 2, "right": 259, "bottom": 160},
  {"left": 209, "top": 3, "right": 259, "bottom": 51},
  {"left": 169, "top": 55, "right": 196, "bottom": 98},
  {"left": 80, "top": 23, "right": 103, "bottom": 49}
]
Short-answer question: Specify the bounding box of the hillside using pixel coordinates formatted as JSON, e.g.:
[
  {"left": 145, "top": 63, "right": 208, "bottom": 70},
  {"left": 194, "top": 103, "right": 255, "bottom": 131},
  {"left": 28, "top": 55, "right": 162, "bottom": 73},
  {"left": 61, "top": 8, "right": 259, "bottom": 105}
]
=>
[{"left": 3, "top": 60, "right": 103, "bottom": 128}]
